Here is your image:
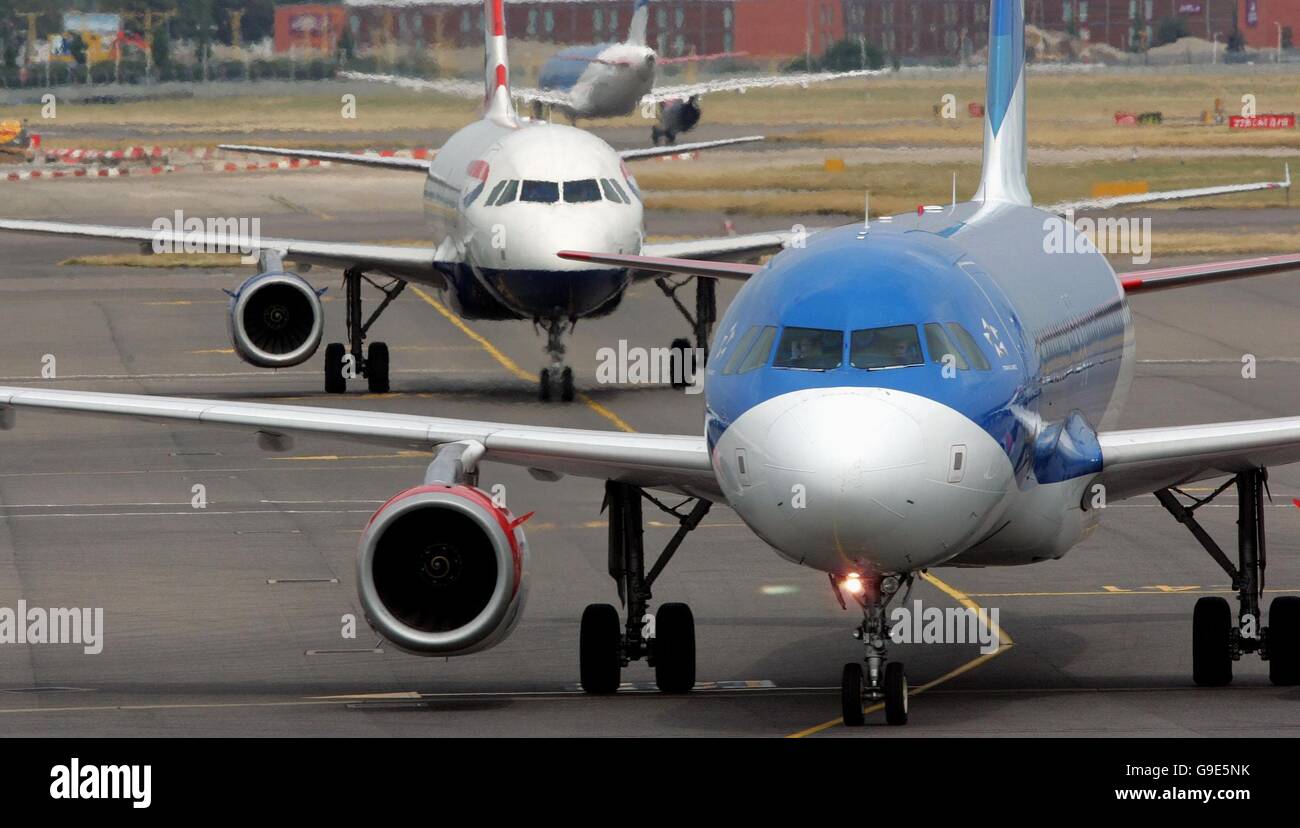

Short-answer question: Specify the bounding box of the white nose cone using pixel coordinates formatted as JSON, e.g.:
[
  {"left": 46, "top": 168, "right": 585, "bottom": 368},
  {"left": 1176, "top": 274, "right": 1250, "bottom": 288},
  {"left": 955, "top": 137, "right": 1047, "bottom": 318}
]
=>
[
  {"left": 763, "top": 390, "right": 926, "bottom": 563},
  {"left": 716, "top": 387, "right": 1014, "bottom": 574}
]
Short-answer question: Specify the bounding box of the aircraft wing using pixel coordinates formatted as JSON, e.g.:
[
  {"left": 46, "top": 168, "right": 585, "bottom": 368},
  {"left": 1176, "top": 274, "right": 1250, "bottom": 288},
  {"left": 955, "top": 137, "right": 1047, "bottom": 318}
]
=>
[
  {"left": 618, "top": 135, "right": 764, "bottom": 160},
  {"left": 642, "top": 69, "right": 885, "bottom": 104},
  {"left": 339, "top": 71, "right": 569, "bottom": 107},
  {"left": 1097, "top": 418, "right": 1300, "bottom": 502},
  {"left": 1044, "top": 165, "right": 1290, "bottom": 213},
  {"left": 561, "top": 229, "right": 814, "bottom": 279},
  {"left": 0, "top": 386, "right": 720, "bottom": 499},
  {"left": 0, "top": 219, "right": 448, "bottom": 288},
  {"left": 1119, "top": 253, "right": 1300, "bottom": 293},
  {"left": 219, "top": 144, "right": 434, "bottom": 174}
]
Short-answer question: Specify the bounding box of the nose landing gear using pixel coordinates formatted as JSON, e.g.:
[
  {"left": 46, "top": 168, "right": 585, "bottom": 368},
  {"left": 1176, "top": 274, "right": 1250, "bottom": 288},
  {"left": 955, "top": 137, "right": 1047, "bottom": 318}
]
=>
[
  {"left": 840, "top": 572, "right": 910, "bottom": 726},
  {"left": 537, "top": 315, "right": 576, "bottom": 402}
]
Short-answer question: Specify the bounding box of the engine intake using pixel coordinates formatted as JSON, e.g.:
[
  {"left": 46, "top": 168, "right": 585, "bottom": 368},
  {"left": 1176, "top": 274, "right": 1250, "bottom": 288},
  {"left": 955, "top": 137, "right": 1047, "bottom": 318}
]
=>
[
  {"left": 357, "top": 484, "right": 529, "bottom": 656},
  {"left": 227, "top": 271, "right": 324, "bottom": 368}
]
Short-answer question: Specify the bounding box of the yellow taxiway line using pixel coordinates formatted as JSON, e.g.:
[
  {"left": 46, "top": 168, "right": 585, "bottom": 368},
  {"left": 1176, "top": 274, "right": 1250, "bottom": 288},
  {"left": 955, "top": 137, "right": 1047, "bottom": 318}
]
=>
[
  {"left": 785, "top": 570, "right": 1015, "bottom": 738},
  {"left": 408, "top": 284, "right": 634, "bottom": 433}
]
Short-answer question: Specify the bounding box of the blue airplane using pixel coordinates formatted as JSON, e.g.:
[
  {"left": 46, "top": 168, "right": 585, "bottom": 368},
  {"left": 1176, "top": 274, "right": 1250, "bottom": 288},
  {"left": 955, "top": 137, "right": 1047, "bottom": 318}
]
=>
[{"left": 3, "top": 0, "right": 1300, "bottom": 726}]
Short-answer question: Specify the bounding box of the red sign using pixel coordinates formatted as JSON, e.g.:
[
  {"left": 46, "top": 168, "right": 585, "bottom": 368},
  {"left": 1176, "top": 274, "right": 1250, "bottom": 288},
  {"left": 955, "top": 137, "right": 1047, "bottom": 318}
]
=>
[{"left": 1229, "top": 114, "right": 1296, "bottom": 129}]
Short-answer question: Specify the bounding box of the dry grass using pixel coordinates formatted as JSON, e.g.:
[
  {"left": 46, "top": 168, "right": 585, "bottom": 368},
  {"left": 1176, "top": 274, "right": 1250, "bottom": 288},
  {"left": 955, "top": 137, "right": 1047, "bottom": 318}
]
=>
[
  {"left": 1146, "top": 229, "right": 1300, "bottom": 256},
  {"left": 17, "top": 68, "right": 1300, "bottom": 151},
  {"left": 640, "top": 156, "right": 1295, "bottom": 216},
  {"left": 59, "top": 252, "right": 247, "bottom": 268}
]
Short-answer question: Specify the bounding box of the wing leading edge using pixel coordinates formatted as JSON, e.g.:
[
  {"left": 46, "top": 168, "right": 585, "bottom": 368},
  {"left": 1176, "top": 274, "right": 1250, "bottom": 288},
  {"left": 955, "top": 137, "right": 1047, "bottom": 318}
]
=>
[
  {"left": 0, "top": 386, "right": 720, "bottom": 499},
  {"left": 0, "top": 219, "right": 447, "bottom": 287}
]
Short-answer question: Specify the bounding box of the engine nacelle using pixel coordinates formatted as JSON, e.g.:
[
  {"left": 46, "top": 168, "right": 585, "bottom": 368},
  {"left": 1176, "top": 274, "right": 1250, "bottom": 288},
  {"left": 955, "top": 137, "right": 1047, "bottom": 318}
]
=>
[
  {"left": 357, "top": 484, "right": 530, "bottom": 657},
  {"left": 227, "top": 271, "right": 324, "bottom": 368}
]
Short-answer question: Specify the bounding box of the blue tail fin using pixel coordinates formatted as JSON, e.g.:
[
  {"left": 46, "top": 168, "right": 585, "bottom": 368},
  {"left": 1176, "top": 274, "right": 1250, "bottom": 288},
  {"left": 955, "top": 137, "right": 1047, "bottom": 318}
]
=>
[{"left": 974, "top": 0, "right": 1031, "bottom": 206}]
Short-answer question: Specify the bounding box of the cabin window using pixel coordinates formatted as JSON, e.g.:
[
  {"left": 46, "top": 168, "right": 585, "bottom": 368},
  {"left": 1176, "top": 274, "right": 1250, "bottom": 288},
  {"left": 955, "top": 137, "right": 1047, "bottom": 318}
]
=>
[
  {"left": 946, "top": 322, "right": 991, "bottom": 370},
  {"left": 520, "top": 180, "right": 560, "bottom": 203},
  {"left": 563, "top": 179, "right": 602, "bottom": 203},
  {"left": 774, "top": 327, "right": 843, "bottom": 371},
  {"left": 850, "top": 325, "right": 923, "bottom": 369},
  {"left": 924, "top": 323, "right": 969, "bottom": 370}
]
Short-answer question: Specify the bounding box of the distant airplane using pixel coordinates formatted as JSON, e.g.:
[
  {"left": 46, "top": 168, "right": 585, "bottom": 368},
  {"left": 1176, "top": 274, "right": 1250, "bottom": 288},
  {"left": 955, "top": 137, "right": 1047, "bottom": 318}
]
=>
[
  {"left": 0, "top": 1, "right": 785, "bottom": 402},
  {"left": 4, "top": 0, "right": 1298, "bottom": 726},
  {"left": 344, "top": 0, "right": 883, "bottom": 145}
]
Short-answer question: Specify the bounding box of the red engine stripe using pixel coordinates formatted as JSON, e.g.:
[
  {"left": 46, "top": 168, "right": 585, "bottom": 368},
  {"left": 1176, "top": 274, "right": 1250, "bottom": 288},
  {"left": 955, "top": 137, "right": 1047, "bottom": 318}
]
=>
[{"left": 366, "top": 484, "right": 524, "bottom": 598}]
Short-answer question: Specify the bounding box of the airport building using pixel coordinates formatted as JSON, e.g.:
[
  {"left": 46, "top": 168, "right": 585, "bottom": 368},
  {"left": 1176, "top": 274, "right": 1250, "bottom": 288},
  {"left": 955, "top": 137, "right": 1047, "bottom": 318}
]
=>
[
  {"left": 276, "top": 1, "right": 1266, "bottom": 61},
  {"left": 1238, "top": 0, "right": 1300, "bottom": 48}
]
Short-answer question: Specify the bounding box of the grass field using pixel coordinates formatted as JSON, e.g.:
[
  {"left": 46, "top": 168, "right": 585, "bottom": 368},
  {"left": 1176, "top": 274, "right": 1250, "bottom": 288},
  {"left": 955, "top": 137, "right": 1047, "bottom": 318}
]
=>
[
  {"left": 639, "top": 155, "right": 1294, "bottom": 215},
  {"left": 15, "top": 68, "right": 1300, "bottom": 148},
  {"left": 16, "top": 66, "right": 1300, "bottom": 221}
]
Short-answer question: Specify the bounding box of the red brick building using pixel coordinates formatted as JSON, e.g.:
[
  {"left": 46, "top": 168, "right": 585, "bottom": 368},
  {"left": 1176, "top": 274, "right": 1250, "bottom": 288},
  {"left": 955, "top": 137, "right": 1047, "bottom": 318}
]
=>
[
  {"left": 846, "top": 1, "right": 1238, "bottom": 58},
  {"left": 1239, "top": 0, "right": 1300, "bottom": 48},
  {"left": 275, "top": 4, "right": 350, "bottom": 52},
  {"left": 329, "top": 1, "right": 1258, "bottom": 62}
]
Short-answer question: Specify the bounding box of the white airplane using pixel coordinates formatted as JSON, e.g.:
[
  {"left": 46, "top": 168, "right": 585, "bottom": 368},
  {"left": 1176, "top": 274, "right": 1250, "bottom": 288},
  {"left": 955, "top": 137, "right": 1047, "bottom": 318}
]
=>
[
  {"left": 343, "top": 0, "right": 883, "bottom": 145},
  {"left": 0, "top": 0, "right": 782, "bottom": 403},
  {"left": 3, "top": 0, "right": 1300, "bottom": 727}
]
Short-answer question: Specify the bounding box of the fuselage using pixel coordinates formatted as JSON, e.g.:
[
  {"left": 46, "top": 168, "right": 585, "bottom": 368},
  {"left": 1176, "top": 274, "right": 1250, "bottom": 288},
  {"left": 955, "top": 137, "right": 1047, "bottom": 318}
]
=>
[
  {"left": 539, "top": 43, "right": 657, "bottom": 119},
  {"left": 705, "top": 201, "right": 1135, "bottom": 577},
  {"left": 423, "top": 117, "right": 644, "bottom": 321}
]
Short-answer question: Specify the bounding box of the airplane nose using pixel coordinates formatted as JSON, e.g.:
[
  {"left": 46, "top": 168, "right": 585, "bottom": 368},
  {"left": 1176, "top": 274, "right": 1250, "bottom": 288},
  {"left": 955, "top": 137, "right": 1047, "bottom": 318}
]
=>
[
  {"left": 722, "top": 388, "right": 1011, "bottom": 574},
  {"left": 762, "top": 390, "right": 926, "bottom": 563}
]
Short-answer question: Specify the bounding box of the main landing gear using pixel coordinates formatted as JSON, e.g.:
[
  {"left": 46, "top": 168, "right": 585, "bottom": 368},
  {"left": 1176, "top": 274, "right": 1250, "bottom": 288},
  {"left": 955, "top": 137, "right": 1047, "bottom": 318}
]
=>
[
  {"left": 655, "top": 275, "right": 716, "bottom": 389},
  {"left": 579, "top": 481, "right": 711, "bottom": 694},
  {"left": 839, "top": 572, "right": 911, "bottom": 726},
  {"left": 324, "top": 266, "right": 405, "bottom": 394},
  {"left": 537, "top": 315, "right": 575, "bottom": 402},
  {"left": 1155, "top": 468, "right": 1300, "bottom": 686}
]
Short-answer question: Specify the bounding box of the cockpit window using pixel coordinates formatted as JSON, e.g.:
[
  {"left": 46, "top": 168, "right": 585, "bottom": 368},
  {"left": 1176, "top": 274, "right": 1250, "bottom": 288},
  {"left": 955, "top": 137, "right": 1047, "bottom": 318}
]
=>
[
  {"left": 947, "top": 322, "right": 991, "bottom": 370},
  {"left": 563, "top": 179, "right": 602, "bottom": 203},
  {"left": 721, "top": 326, "right": 761, "bottom": 375},
  {"left": 600, "top": 178, "right": 629, "bottom": 204},
  {"left": 484, "top": 180, "right": 509, "bottom": 206},
  {"left": 924, "top": 323, "right": 969, "bottom": 370},
  {"left": 736, "top": 326, "right": 778, "bottom": 374},
  {"left": 492, "top": 179, "right": 519, "bottom": 205},
  {"left": 850, "top": 325, "right": 923, "bottom": 370},
  {"left": 773, "top": 327, "right": 843, "bottom": 371},
  {"left": 520, "top": 180, "right": 559, "bottom": 203}
]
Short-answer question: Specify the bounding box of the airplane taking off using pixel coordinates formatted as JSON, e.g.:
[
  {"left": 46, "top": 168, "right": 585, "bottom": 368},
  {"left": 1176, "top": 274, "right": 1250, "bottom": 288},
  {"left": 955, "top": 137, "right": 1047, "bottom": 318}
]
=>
[
  {"left": 0, "top": 0, "right": 782, "bottom": 403},
  {"left": 345, "top": 0, "right": 882, "bottom": 145},
  {"left": 5, "top": 0, "right": 1300, "bottom": 726}
]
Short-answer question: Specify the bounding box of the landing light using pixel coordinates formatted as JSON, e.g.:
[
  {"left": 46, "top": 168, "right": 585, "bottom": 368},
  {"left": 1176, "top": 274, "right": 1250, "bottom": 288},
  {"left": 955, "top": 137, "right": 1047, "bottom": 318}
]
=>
[{"left": 841, "top": 572, "right": 864, "bottom": 595}]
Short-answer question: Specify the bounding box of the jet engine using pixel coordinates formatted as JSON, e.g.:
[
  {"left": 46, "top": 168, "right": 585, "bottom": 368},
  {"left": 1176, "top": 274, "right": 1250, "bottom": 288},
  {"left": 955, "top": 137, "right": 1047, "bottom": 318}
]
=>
[
  {"left": 357, "top": 483, "right": 530, "bottom": 656},
  {"left": 226, "top": 271, "right": 324, "bottom": 368}
]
